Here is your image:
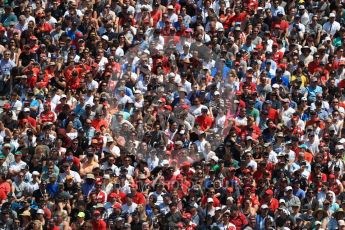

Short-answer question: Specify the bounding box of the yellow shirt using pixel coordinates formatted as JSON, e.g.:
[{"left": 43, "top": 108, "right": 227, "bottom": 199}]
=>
[{"left": 291, "top": 74, "right": 308, "bottom": 87}]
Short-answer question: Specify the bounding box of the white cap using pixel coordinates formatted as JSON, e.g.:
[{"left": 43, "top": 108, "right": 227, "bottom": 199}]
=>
[
  {"left": 207, "top": 198, "right": 214, "bottom": 203},
  {"left": 285, "top": 186, "right": 293, "bottom": 192},
  {"left": 330, "top": 13, "right": 336, "bottom": 17},
  {"left": 339, "top": 220, "right": 345, "bottom": 226},
  {"left": 183, "top": 42, "right": 191, "bottom": 47},
  {"left": 168, "top": 73, "right": 175, "bottom": 78},
  {"left": 299, "top": 5, "right": 305, "bottom": 9},
  {"left": 101, "top": 35, "right": 109, "bottom": 41},
  {"left": 336, "top": 145, "right": 344, "bottom": 150},
  {"left": 143, "top": 49, "right": 150, "bottom": 55},
  {"left": 261, "top": 204, "right": 269, "bottom": 209},
  {"left": 301, "top": 97, "right": 307, "bottom": 101},
  {"left": 106, "top": 136, "right": 114, "bottom": 143},
  {"left": 32, "top": 171, "right": 40, "bottom": 176},
  {"left": 61, "top": 94, "right": 67, "bottom": 98},
  {"left": 214, "top": 91, "right": 220, "bottom": 96},
  {"left": 161, "top": 160, "right": 169, "bottom": 166},
  {"left": 338, "top": 138, "right": 345, "bottom": 144},
  {"left": 37, "top": 209, "right": 44, "bottom": 214},
  {"left": 103, "top": 174, "right": 110, "bottom": 179},
  {"left": 24, "top": 108, "right": 30, "bottom": 112},
  {"left": 167, "top": 5, "right": 174, "bottom": 9},
  {"left": 134, "top": 90, "right": 142, "bottom": 94},
  {"left": 279, "top": 199, "right": 286, "bottom": 203},
  {"left": 211, "top": 156, "right": 218, "bottom": 162},
  {"left": 272, "top": 83, "right": 279, "bottom": 89}
]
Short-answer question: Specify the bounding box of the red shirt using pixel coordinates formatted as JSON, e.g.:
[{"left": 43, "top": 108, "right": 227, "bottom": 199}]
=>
[
  {"left": 151, "top": 9, "right": 162, "bottom": 27},
  {"left": 95, "top": 190, "right": 107, "bottom": 203},
  {"left": 308, "top": 61, "right": 320, "bottom": 74},
  {"left": 0, "top": 182, "right": 10, "bottom": 201},
  {"left": 92, "top": 220, "right": 107, "bottom": 230},
  {"left": 260, "top": 198, "right": 279, "bottom": 212},
  {"left": 39, "top": 111, "right": 56, "bottom": 124},
  {"left": 267, "top": 108, "right": 279, "bottom": 123},
  {"left": 195, "top": 115, "right": 213, "bottom": 131},
  {"left": 271, "top": 20, "right": 289, "bottom": 32},
  {"left": 131, "top": 192, "right": 146, "bottom": 205},
  {"left": 229, "top": 212, "right": 248, "bottom": 230},
  {"left": 91, "top": 118, "right": 108, "bottom": 131},
  {"left": 227, "top": 12, "right": 247, "bottom": 25}
]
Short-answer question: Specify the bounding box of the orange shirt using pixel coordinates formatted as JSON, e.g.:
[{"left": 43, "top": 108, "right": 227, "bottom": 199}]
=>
[
  {"left": 0, "top": 182, "right": 11, "bottom": 201},
  {"left": 91, "top": 118, "right": 108, "bottom": 131},
  {"left": 195, "top": 115, "right": 213, "bottom": 131}
]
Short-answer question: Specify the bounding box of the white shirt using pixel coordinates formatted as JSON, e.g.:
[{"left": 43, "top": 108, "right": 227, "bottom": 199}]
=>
[
  {"left": 190, "top": 105, "right": 208, "bottom": 117},
  {"left": 122, "top": 202, "right": 138, "bottom": 214},
  {"left": 149, "top": 191, "right": 165, "bottom": 205},
  {"left": 323, "top": 21, "right": 341, "bottom": 36},
  {"left": 9, "top": 160, "right": 27, "bottom": 174},
  {"left": 281, "top": 107, "right": 296, "bottom": 125},
  {"left": 124, "top": 165, "right": 135, "bottom": 176},
  {"left": 87, "top": 80, "right": 99, "bottom": 91},
  {"left": 25, "top": 16, "right": 36, "bottom": 25},
  {"left": 59, "top": 170, "right": 81, "bottom": 183}
]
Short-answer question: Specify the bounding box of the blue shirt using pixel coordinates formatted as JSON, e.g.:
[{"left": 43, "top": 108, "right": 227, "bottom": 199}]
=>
[
  {"left": 47, "top": 182, "right": 59, "bottom": 198},
  {"left": 211, "top": 65, "right": 231, "bottom": 80},
  {"left": 66, "top": 29, "right": 82, "bottom": 40},
  {"left": 81, "top": 182, "right": 95, "bottom": 197},
  {"left": 307, "top": 86, "right": 323, "bottom": 102},
  {"left": 271, "top": 76, "right": 290, "bottom": 88}
]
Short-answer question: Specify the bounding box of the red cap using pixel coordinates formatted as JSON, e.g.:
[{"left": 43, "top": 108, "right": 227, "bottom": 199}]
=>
[
  {"left": 227, "top": 187, "right": 234, "bottom": 193},
  {"left": 243, "top": 168, "right": 251, "bottom": 174},
  {"left": 181, "top": 161, "right": 191, "bottom": 168},
  {"left": 176, "top": 174, "right": 183, "bottom": 181},
  {"left": 129, "top": 183, "right": 138, "bottom": 188},
  {"left": 229, "top": 167, "right": 236, "bottom": 171},
  {"left": 108, "top": 193, "right": 119, "bottom": 199},
  {"left": 164, "top": 105, "right": 172, "bottom": 111},
  {"left": 93, "top": 210, "right": 101, "bottom": 215},
  {"left": 92, "top": 63, "right": 99, "bottom": 68},
  {"left": 234, "top": 61, "right": 240, "bottom": 66},
  {"left": 274, "top": 24, "right": 281, "bottom": 29},
  {"left": 177, "top": 223, "right": 184, "bottom": 228},
  {"left": 75, "top": 32, "right": 83, "bottom": 38},
  {"left": 279, "top": 64, "right": 287, "bottom": 69},
  {"left": 3, "top": 103, "right": 10, "bottom": 109},
  {"left": 112, "top": 203, "right": 122, "bottom": 209},
  {"left": 182, "top": 213, "right": 192, "bottom": 219},
  {"left": 272, "top": 42, "right": 278, "bottom": 47},
  {"left": 159, "top": 97, "right": 166, "bottom": 104},
  {"left": 0, "top": 26, "right": 6, "bottom": 32},
  {"left": 181, "top": 104, "right": 190, "bottom": 110},
  {"left": 329, "top": 174, "right": 336, "bottom": 179},
  {"left": 96, "top": 181, "right": 102, "bottom": 185},
  {"left": 265, "top": 189, "right": 273, "bottom": 195},
  {"left": 30, "top": 35, "right": 37, "bottom": 40},
  {"left": 256, "top": 44, "right": 263, "bottom": 50}
]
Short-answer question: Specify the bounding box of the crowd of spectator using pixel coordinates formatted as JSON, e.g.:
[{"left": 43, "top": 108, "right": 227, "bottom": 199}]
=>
[{"left": 1, "top": 0, "right": 345, "bottom": 229}]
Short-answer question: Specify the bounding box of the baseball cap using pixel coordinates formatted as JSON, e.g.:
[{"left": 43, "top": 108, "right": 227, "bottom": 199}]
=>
[
  {"left": 77, "top": 212, "right": 85, "bottom": 218},
  {"left": 285, "top": 186, "right": 293, "bottom": 191}
]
